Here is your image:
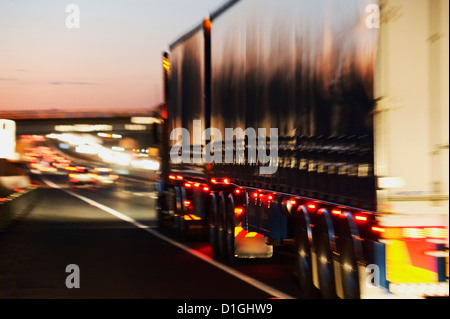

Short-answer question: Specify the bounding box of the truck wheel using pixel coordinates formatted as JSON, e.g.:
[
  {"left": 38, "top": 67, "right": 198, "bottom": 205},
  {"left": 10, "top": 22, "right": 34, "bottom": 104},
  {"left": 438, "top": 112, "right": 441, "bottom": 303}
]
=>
[
  {"left": 178, "top": 186, "right": 191, "bottom": 240},
  {"left": 339, "top": 214, "right": 362, "bottom": 299},
  {"left": 157, "top": 211, "right": 171, "bottom": 229},
  {"left": 225, "top": 201, "right": 236, "bottom": 262},
  {"left": 209, "top": 194, "right": 219, "bottom": 257},
  {"left": 156, "top": 190, "right": 173, "bottom": 229},
  {"left": 217, "top": 196, "right": 227, "bottom": 260},
  {"left": 156, "top": 191, "right": 164, "bottom": 227},
  {"left": 294, "top": 207, "right": 314, "bottom": 297},
  {"left": 316, "top": 213, "right": 337, "bottom": 299},
  {"left": 174, "top": 186, "right": 182, "bottom": 214},
  {"left": 340, "top": 234, "right": 360, "bottom": 299}
]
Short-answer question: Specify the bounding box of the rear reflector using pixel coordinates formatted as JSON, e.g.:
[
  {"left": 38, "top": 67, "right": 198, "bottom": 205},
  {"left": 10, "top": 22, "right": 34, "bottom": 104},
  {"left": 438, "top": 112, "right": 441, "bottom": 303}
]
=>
[
  {"left": 234, "top": 227, "right": 264, "bottom": 238},
  {"left": 184, "top": 214, "right": 201, "bottom": 221}
]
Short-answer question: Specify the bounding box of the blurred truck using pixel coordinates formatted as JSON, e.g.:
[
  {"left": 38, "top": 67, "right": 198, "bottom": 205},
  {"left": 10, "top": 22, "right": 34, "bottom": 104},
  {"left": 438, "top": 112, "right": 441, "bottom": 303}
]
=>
[
  {"left": 156, "top": 0, "right": 449, "bottom": 298},
  {"left": 0, "top": 119, "right": 30, "bottom": 194}
]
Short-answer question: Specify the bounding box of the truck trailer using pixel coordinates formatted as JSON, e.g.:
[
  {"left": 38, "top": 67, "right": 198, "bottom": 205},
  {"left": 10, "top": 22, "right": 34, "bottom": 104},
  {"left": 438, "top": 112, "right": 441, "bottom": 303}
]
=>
[{"left": 157, "top": 0, "right": 449, "bottom": 299}]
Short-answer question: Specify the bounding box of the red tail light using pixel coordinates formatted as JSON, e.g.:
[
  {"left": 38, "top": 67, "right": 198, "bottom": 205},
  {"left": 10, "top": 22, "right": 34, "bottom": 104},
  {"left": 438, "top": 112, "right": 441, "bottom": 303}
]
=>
[
  {"left": 355, "top": 215, "right": 368, "bottom": 222},
  {"left": 234, "top": 189, "right": 241, "bottom": 195},
  {"left": 234, "top": 207, "right": 244, "bottom": 216},
  {"left": 183, "top": 200, "right": 191, "bottom": 207},
  {"left": 184, "top": 183, "right": 192, "bottom": 188}
]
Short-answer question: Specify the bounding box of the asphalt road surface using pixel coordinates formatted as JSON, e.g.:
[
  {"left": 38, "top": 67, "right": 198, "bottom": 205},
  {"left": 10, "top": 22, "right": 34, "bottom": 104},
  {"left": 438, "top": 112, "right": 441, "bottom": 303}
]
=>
[{"left": 0, "top": 173, "right": 310, "bottom": 299}]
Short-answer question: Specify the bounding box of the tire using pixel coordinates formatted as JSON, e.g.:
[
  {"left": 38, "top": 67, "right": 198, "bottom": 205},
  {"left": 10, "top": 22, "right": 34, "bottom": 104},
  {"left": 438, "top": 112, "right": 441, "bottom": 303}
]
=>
[
  {"left": 217, "top": 196, "right": 227, "bottom": 260},
  {"left": 157, "top": 189, "right": 174, "bottom": 229},
  {"left": 340, "top": 235, "right": 360, "bottom": 299},
  {"left": 225, "top": 202, "right": 236, "bottom": 262},
  {"left": 174, "top": 186, "right": 182, "bottom": 215},
  {"left": 209, "top": 194, "right": 219, "bottom": 257},
  {"left": 316, "top": 214, "right": 337, "bottom": 299},
  {"left": 173, "top": 186, "right": 190, "bottom": 239},
  {"left": 339, "top": 215, "right": 361, "bottom": 299},
  {"left": 294, "top": 209, "right": 314, "bottom": 297},
  {"left": 156, "top": 208, "right": 170, "bottom": 229}
]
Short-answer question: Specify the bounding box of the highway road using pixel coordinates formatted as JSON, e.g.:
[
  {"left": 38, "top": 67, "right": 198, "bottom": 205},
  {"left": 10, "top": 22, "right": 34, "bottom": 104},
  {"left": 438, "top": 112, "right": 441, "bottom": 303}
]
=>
[{"left": 0, "top": 173, "right": 310, "bottom": 299}]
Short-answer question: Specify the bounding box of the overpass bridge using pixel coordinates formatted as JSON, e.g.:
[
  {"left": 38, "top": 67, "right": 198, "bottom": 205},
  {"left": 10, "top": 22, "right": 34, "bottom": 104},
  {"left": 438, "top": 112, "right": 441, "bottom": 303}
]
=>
[{"left": 0, "top": 108, "right": 163, "bottom": 147}]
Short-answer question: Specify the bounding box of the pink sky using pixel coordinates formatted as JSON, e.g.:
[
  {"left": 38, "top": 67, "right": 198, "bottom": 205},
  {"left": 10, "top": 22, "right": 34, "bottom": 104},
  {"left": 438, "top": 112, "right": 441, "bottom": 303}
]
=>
[{"left": 0, "top": 0, "right": 225, "bottom": 112}]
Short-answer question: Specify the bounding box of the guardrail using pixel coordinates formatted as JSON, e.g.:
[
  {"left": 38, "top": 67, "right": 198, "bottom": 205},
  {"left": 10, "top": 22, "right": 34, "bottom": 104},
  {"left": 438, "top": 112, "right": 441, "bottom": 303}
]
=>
[{"left": 0, "top": 184, "right": 39, "bottom": 232}]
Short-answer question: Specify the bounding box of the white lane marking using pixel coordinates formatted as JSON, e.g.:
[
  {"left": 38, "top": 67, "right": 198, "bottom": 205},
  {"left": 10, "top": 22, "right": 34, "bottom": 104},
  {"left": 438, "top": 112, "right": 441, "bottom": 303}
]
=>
[{"left": 41, "top": 177, "right": 295, "bottom": 299}]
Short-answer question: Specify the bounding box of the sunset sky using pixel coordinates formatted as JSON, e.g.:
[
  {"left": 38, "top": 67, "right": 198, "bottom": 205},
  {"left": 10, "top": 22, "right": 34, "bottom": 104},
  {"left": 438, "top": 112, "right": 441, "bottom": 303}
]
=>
[{"left": 0, "top": 0, "right": 225, "bottom": 112}]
